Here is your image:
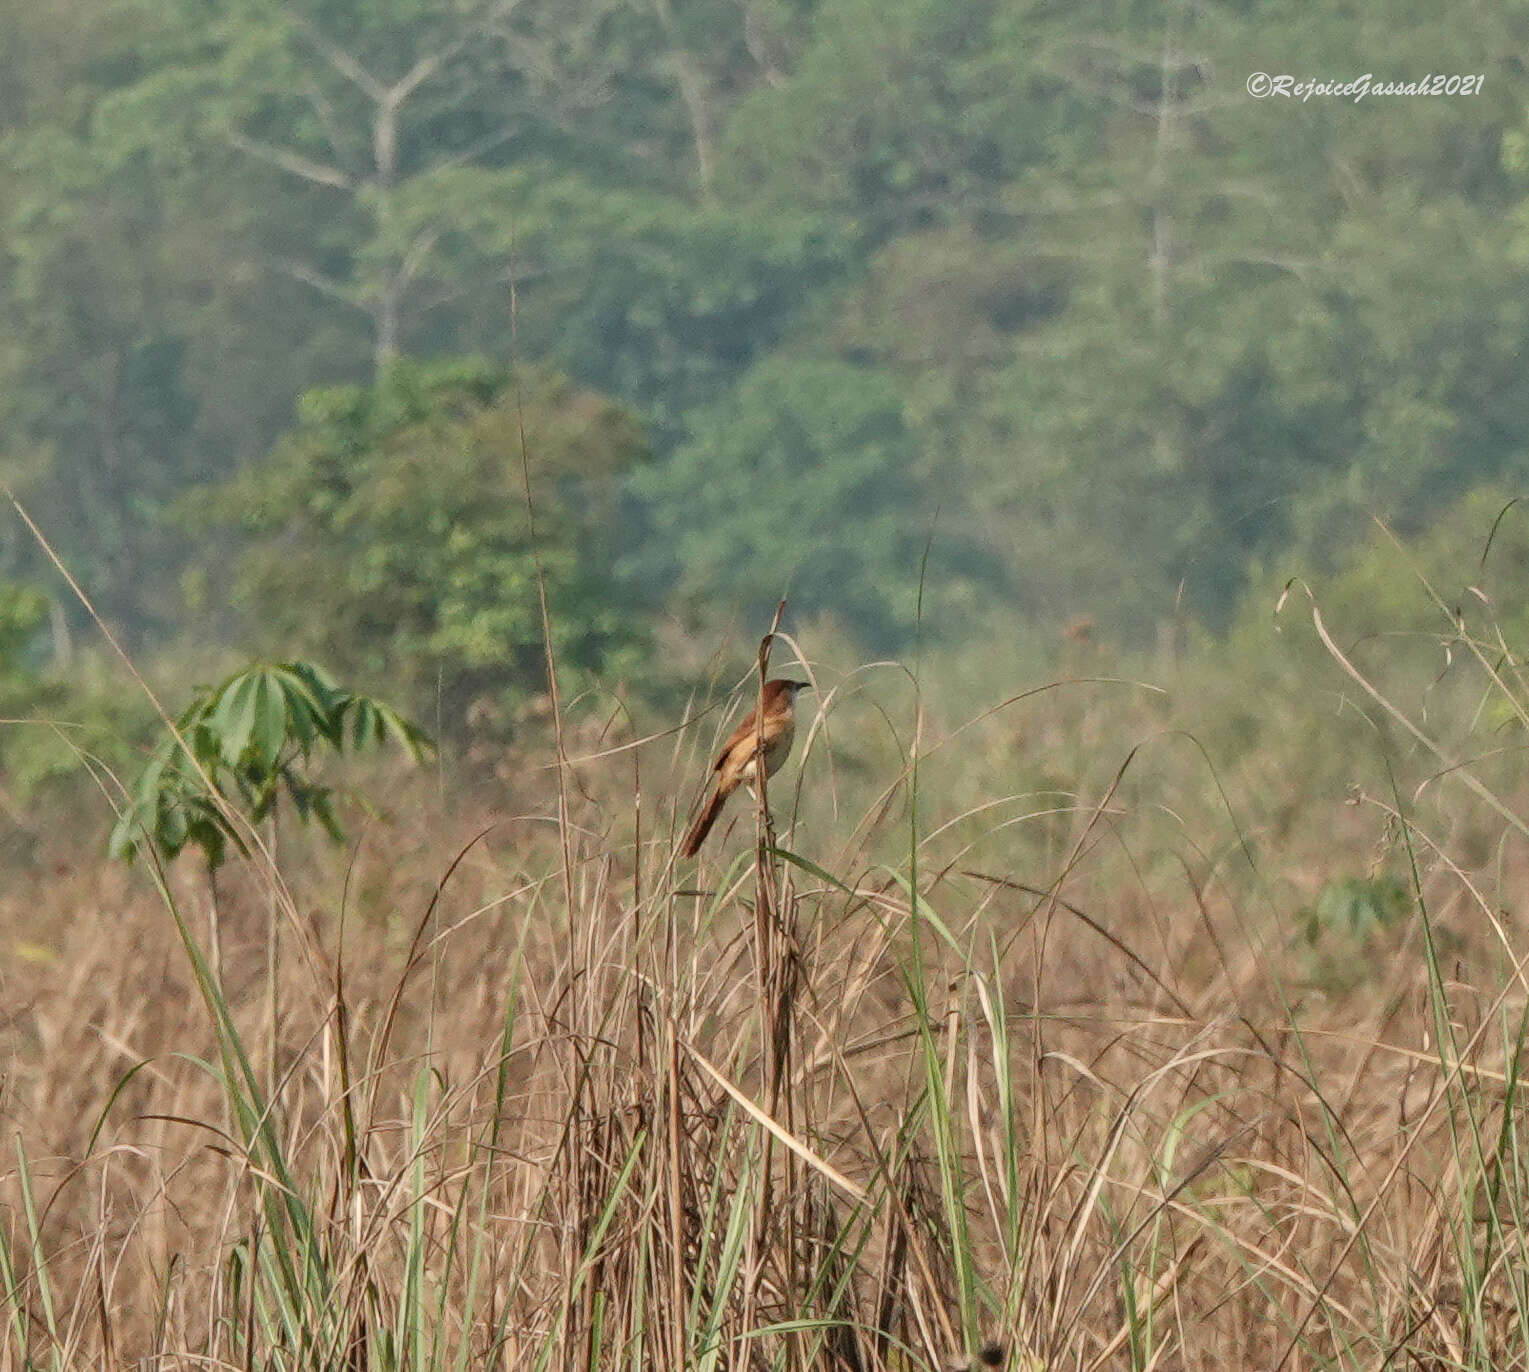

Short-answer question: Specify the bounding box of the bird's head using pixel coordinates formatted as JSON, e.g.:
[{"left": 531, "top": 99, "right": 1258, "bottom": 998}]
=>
[{"left": 767, "top": 677, "right": 811, "bottom": 703}]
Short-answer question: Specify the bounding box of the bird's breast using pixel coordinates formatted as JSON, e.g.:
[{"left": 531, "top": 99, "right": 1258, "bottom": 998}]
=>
[
  {"left": 735, "top": 716, "right": 795, "bottom": 785},
  {"left": 761, "top": 718, "right": 795, "bottom": 775}
]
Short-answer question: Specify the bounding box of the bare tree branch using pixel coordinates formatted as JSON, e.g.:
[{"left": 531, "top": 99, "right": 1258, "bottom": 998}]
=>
[
  {"left": 272, "top": 257, "right": 372, "bottom": 314},
  {"left": 430, "top": 125, "right": 520, "bottom": 175},
  {"left": 389, "top": 33, "right": 473, "bottom": 106},
  {"left": 226, "top": 132, "right": 355, "bottom": 190},
  {"left": 740, "top": 0, "right": 789, "bottom": 87},
  {"left": 640, "top": 0, "right": 718, "bottom": 197},
  {"left": 396, "top": 226, "right": 442, "bottom": 287},
  {"left": 300, "top": 76, "right": 350, "bottom": 162},
  {"left": 290, "top": 15, "right": 388, "bottom": 102}
]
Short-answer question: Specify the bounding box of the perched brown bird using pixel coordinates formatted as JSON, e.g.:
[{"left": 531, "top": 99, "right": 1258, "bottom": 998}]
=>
[{"left": 681, "top": 677, "right": 810, "bottom": 857}]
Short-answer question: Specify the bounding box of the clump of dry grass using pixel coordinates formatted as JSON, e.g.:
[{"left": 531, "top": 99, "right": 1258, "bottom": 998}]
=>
[{"left": 7, "top": 577, "right": 1529, "bottom": 1371}]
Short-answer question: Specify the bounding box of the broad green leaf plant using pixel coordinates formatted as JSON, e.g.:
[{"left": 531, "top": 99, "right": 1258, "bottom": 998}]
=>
[{"left": 109, "top": 659, "right": 430, "bottom": 871}]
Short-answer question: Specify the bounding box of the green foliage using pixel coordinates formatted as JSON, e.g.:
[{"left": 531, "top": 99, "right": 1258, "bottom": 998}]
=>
[
  {"left": 199, "top": 358, "right": 649, "bottom": 729},
  {"left": 4, "top": 0, "right": 1529, "bottom": 661},
  {"left": 0, "top": 580, "right": 47, "bottom": 671},
  {"left": 631, "top": 351, "right": 1003, "bottom": 650},
  {"left": 1302, "top": 875, "right": 1411, "bottom": 945},
  {"left": 0, "top": 120, "right": 206, "bottom": 623},
  {"left": 719, "top": 0, "right": 1073, "bottom": 240},
  {"left": 709, "top": 0, "right": 1529, "bottom": 641},
  {"left": 0, "top": 581, "right": 73, "bottom": 802},
  {"left": 0, "top": 582, "right": 53, "bottom": 770},
  {"left": 109, "top": 659, "right": 430, "bottom": 870},
  {"left": 370, "top": 164, "right": 850, "bottom": 441},
  {"left": 0, "top": 580, "right": 166, "bottom": 815}
]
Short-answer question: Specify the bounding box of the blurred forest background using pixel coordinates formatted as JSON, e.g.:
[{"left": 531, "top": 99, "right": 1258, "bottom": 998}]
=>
[{"left": 2, "top": 0, "right": 1528, "bottom": 794}]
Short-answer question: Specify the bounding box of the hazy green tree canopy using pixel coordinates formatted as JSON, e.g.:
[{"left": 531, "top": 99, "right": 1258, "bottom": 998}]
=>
[
  {"left": 196, "top": 359, "right": 649, "bottom": 729},
  {"left": 632, "top": 352, "right": 1004, "bottom": 646},
  {"left": 1, "top": 0, "right": 1527, "bottom": 673}
]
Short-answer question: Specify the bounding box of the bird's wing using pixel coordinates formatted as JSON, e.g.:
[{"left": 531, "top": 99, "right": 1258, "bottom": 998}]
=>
[{"left": 712, "top": 706, "right": 759, "bottom": 772}]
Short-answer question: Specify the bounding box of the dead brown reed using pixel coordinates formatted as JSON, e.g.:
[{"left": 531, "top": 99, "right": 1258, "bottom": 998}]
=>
[{"left": 8, "top": 574, "right": 1529, "bottom": 1369}]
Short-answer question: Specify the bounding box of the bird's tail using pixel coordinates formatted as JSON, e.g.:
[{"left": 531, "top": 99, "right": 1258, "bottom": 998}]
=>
[{"left": 681, "top": 788, "right": 728, "bottom": 858}]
